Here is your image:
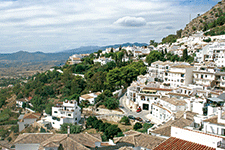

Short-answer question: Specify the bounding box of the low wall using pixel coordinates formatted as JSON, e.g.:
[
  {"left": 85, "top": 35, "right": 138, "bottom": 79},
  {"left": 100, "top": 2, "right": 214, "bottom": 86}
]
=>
[{"left": 95, "top": 108, "right": 123, "bottom": 115}]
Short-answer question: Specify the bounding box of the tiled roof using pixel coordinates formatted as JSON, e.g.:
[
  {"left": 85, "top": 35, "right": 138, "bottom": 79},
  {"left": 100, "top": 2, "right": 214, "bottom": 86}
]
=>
[
  {"left": 23, "top": 113, "right": 41, "bottom": 120},
  {"left": 167, "top": 92, "right": 190, "bottom": 98},
  {"left": 72, "top": 58, "right": 81, "bottom": 60},
  {"left": 114, "top": 132, "right": 165, "bottom": 149},
  {"left": 160, "top": 97, "right": 187, "bottom": 106},
  {"left": 151, "top": 111, "right": 195, "bottom": 137},
  {"left": 123, "top": 130, "right": 140, "bottom": 136},
  {"left": 203, "top": 116, "right": 225, "bottom": 126},
  {"left": 95, "top": 92, "right": 102, "bottom": 96},
  {"left": 81, "top": 94, "right": 94, "bottom": 100},
  {"left": 142, "top": 87, "right": 173, "bottom": 91},
  {"left": 118, "top": 146, "right": 134, "bottom": 150},
  {"left": 153, "top": 137, "right": 216, "bottom": 150},
  {"left": 152, "top": 103, "right": 172, "bottom": 114},
  {"left": 171, "top": 65, "right": 193, "bottom": 68},
  {"left": 14, "top": 133, "right": 54, "bottom": 144},
  {"left": 14, "top": 133, "right": 102, "bottom": 150}
]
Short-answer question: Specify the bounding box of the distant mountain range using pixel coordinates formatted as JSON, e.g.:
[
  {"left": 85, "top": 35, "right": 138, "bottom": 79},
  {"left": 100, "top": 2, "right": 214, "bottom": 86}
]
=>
[
  {"left": 61, "top": 42, "right": 148, "bottom": 54},
  {"left": 0, "top": 42, "right": 148, "bottom": 63}
]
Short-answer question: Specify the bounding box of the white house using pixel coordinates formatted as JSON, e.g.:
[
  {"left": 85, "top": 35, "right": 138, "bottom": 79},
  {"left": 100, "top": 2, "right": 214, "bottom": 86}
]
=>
[
  {"left": 203, "top": 107, "right": 225, "bottom": 136},
  {"left": 79, "top": 92, "right": 101, "bottom": 105},
  {"left": 168, "top": 126, "right": 225, "bottom": 149},
  {"left": 215, "top": 72, "right": 225, "bottom": 89},
  {"left": 93, "top": 57, "right": 115, "bottom": 65},
  {"left": 51, "top": 100, "right": 81, "bottom": 129},
  {"left": 193, "top": 62, "right": 217, "bottom": 88},
  {"left": 18, "top": 113, "right": 41, "bottom": 132},
  {"left": 147, "top": 61, "right": 174, "bottom": 82},
  {"left": 163, "top": 64, "right": 196, "bottom": 88}
]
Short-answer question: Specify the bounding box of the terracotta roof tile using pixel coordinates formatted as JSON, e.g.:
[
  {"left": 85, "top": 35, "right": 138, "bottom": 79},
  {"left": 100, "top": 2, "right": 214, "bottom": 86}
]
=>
[
  {"left": 23, "top": 113, "right": 41, "bottom": 120},
  {"left": 114, "top": 132, "right": 165, "bottom": 149},
  {"left": 160, "top": 97, "right": 187, "bottom": 106},
  {"left": 153, "top": 137, "right": 215, "bottom": 150}
]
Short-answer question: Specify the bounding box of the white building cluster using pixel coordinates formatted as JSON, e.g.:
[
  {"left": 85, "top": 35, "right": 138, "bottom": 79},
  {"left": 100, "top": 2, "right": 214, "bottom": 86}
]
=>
[{"left": 38, "top": 100, "right": 81, "bottom": 129}]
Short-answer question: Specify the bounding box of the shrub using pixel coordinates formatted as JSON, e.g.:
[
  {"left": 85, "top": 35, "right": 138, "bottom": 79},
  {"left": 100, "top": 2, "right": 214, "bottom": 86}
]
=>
[
  {"left": 7, "top": 137, "right": 12, "bottom": 142},
  {"left": 119, "top": 116, "right": 130, "bottom": 125},
  {"left": 133, "top": 122, "right": 142, "bottom": 130}
]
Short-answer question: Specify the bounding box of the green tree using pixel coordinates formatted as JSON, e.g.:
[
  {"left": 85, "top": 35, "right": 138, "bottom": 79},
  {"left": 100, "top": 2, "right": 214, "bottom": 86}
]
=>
[
  {"left": 110, "top": 47, "right": 114, "bottom": 53},
  {"left": 119, "top": 116, "right": 130, "bottom": 125},
  {"left": 105, "top": 124, "right": 121, "bottom": 139},
  {"left": 119, "top": 45, "right": 122, "bottom": 51},
  {"left": 176, "top": 29, "right": 182, "bottom": 38},
  {"left": 60, "top": 123, "right": 82, "bottom": 134},
  {"left": 45, "top": 103, "right": 54, "bottom": 115},
  {"left": 22, "top": 102, "right": 26, "bottom": 109},
  {"left": 7, "top": 137, "right": 12, "bottom": 142},
  {"left": 93, "top": 120, "right": 103, "bottom": 129},
  {"left": 183, "top": 49, "right": 188, "bottom": 61},
  {"left": 104, "top": 97, "right": 119, "bottom": 110},
  {"left": 99, "top": 123, "right": 111, "bottom": 132},
  {"left": 145, "top": 51, "right": 163, "bottom": 65},
  {"left": 70, "top": 125, "right": 82, "bottom": 134},
  {"left": 133, "top": 122, "right": 142, "bottom": 130},
  {"left": 86, "top": 116, "right": 98, "bottom": 128}
]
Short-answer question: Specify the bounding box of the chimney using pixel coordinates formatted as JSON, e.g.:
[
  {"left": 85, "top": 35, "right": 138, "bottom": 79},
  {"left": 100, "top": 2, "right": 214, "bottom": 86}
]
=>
[
  {"left": 218, "top": 107, "right": 222, "bottom": 123},
  {"left": 67, "top": 126, "right": 70, "bottom": 134},
  {"left": 172, "top": 114, "right": 176, "bottom": 120},
  {"left": 183, "top": 112, "right": 186, "bottom": 119},
  {"left": 206, "top": 91, "right": 209, "bottom": 97}
]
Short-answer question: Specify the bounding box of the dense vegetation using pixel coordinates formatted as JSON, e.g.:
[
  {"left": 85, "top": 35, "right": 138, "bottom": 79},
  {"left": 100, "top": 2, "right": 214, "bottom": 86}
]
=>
[
  {"left": 10, "top": 51, "right": 146, "bottom": 113},
  {"left": 86, "top": 116, "right": 123, "bottom": 140},
  {"left": 145, "top": 49, "right": 194, "bottom": 66},
  {"left": 0, "top": 88, "right": 12, "bottom": 108},
  {"left": 60, "top": 123, "right": 82, "bottom": 134},
  {"left": 0, "top": 78, "right": 22, "bottom": 87},
  {"left": 203, "top": 9, "right": 225, "bottom": 36}
]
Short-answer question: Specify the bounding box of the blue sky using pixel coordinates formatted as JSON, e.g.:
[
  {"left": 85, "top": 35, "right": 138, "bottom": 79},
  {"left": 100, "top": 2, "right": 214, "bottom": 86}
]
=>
[{"left": 0, "top": 0, "right": 221, "bottom": 53}]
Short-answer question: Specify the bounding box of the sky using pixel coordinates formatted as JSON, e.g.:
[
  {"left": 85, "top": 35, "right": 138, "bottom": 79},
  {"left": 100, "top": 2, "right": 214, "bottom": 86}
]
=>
[{"left": 0, "top": 0, "right": 221, "bottom": 53}]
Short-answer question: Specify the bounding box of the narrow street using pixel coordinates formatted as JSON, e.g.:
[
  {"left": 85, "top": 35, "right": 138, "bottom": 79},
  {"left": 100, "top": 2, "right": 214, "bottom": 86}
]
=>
[{"left": 119, "top": 93, "right": 150, "bottom": 121}]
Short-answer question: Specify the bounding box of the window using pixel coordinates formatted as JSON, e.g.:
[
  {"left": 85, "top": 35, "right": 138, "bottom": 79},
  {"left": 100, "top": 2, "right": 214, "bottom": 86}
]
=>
[
  {"left": 54, "top": 111, "right": 57, "bottom": 114},
  {"left": 68, "top": 114, "right": 71, "bottom": 116}
]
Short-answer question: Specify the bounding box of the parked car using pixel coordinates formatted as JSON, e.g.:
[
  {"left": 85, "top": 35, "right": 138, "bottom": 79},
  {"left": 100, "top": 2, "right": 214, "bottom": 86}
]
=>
[
  {"left": 136, "top": 107, "right": 142, "bottom": 113},
  {"left": 136, "top": 117, "right": 143, "bottom": 122},
  {"left": 145, "top": 120, "right": 151, "bottom": 124},
  {"left": 128, "top": 115, "right": 135, "bottom": 120}
]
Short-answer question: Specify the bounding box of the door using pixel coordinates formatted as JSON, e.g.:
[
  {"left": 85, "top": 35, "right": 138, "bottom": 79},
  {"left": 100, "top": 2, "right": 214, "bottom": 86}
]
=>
[{"left": 143, "top": 104, "right": 149, "bottom": 110}]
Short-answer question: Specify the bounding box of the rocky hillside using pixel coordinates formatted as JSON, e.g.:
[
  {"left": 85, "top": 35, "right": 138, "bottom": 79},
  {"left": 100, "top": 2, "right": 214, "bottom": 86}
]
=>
[{"left": 181, "top": 0, "right": 225, "bottom": 37}]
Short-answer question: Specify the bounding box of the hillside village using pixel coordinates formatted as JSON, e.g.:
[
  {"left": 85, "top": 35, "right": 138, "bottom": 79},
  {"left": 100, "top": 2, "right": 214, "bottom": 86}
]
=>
[
  {"left": 4, "top": 30, "right": 225, "bottom": 150},
  {"left": 1, "top": 1, "right": 225, "bottom": 150}
]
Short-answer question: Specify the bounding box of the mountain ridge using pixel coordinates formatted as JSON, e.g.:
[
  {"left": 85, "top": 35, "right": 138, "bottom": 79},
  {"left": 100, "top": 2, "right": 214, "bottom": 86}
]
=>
[
  {"left": 0, "top": 42, "right": 148, "bottom": 63},
  {"left": 181, "top": 0, "right": 225, "bottom": 37}
]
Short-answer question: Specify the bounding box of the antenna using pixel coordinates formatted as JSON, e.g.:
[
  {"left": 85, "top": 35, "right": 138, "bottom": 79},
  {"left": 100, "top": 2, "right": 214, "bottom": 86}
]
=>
[{"left": 189, "top": 14, "right": 191, "bottom": 22}]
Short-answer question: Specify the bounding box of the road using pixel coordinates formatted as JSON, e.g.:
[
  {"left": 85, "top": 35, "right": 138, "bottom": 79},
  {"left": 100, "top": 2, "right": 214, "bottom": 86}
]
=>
[{"left": 119, "top": 93, "right": 150, "bottom": 121}]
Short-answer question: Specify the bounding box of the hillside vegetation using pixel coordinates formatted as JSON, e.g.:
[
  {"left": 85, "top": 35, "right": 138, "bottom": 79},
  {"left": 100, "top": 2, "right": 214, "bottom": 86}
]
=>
[
  {"left": 9, "top": 51, "right": 146, "bottom": 113},
  {"left": 181, "top": 0, "right": 225, "bottom": 37}
]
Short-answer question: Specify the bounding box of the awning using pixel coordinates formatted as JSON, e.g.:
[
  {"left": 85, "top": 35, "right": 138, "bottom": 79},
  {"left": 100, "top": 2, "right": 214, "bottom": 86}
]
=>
[
  {"left": 208, "top": 97, "right": 224, "bottom": 102},
  {"left": 142, "top": 89, "right": 157, "bottom": 92}
]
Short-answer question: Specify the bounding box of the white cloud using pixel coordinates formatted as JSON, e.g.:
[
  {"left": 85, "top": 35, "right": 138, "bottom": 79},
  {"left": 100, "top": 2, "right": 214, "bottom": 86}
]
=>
[
  {"left": 114, "top": 16, "right": 146, "bottom": 27},
  {"left": 0, "top": 0, "right": 219, "bottom": 53}
]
